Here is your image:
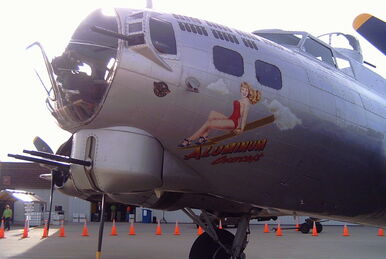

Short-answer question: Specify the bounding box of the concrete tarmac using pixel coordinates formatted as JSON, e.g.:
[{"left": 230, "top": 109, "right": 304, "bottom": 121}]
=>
[{"left": 0, "top": 222, "right": 385, "bottom": 259}]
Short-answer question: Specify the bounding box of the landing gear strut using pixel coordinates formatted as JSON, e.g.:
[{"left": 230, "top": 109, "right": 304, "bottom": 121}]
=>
[{"left": 182, "top": 208, "right": 250, "bottom": 259}]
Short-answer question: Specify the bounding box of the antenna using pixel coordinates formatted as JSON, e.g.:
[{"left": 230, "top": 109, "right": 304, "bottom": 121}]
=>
[{"left": 146, "top": 0, "right": 153, "bottom": 9}]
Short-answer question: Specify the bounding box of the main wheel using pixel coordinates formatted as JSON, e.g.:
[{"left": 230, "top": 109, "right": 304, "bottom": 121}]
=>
[
  {"left": 316, "top": 222, "right": 323, "bottom": 233},
  {"left": 300, "top": 223, "right": 310, "bottom": 234},
  {"left": 189, "top": 229, "right": 234, "bottom": 259}
]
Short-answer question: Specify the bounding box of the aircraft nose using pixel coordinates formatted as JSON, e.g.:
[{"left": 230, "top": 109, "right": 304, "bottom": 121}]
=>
[{"left": 45, "top": 9, "right": 120, "bottom": 127}]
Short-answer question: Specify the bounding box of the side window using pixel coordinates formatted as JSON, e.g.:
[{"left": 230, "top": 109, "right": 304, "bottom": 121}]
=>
[
  {"left": 213, "top": 46, "right": 244, "bottom": 77},
  {"left": 303, "top": 37, "right": 336, "bottom": 67},
  {"left": 149, "top": 18, "right": 177, "bottom": 55},
  {"left": 255, "top": 60, "right": 282, "bottom": 90}
]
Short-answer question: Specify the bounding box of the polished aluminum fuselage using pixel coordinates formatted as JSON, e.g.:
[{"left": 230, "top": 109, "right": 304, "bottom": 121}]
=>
[{"left": 55, "top": 9, "right": 386, "bottom": 226}]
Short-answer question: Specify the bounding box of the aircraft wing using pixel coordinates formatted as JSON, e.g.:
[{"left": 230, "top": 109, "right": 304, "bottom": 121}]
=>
[{"left": 353, "top": 13, "right": 386, "bottom": 55}]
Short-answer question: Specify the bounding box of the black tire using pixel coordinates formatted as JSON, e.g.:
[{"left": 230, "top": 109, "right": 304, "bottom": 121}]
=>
[
  {"left": 189, "top": 229, "right": 234, "bottom": 259},
  {"left": 300, "top": 223, "right": 310, "bottom": 234},
  {"left": 316, "top": 222, "right": 323, "bottom": 233}
]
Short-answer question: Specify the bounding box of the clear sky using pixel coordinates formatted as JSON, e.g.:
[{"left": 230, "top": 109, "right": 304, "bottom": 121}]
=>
[{"left": 0, "top": 0, "right": 385, "bottom": 161}]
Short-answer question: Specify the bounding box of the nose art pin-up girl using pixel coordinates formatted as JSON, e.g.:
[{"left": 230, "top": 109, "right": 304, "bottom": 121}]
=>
[{"left": 178, "top": 82, "right": 261, "bottom": 147}]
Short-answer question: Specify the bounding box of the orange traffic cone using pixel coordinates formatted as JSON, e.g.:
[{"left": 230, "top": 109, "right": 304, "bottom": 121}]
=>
[
  {"left": 128, "top": 221, "right": 136, "bottom": 236},
  {"left": 174, "top": 221, "right": 181, "bottom": 235},
  {"left": 0, "top": 220, "right": 5, "bottom": 239},
  {"left": 295, "top": 217, "right": 300, "bottom": 231},
  {"left": 295, "top": 223, "right": 300, "bottom": 231},
  {"left": 377, "top": 228, "right": 384, "bottom": 236},
  {"left": 276, "top": 224, "right": 283, "bottom": 236},
  {"left": 59, "top": 220, "right": 65, "bottom": 237},
  {"left": 81, "top": 221, "right": 89, "bottom": 236},
  {"left": 264, "top": 224, "right": 270, "bottom": 233},
  {"left": 110, "top": 219, "right": 118, "bottom": 236},
  {"left": 342, "top": 224, "right": 350, "bottom": 236},
  {"left": 155, "top": 220, "right": 162, "bottom": 235},
  {"left": 41, "top": 220, "right": 48, "bottom": 238},
  {"left": 197, "top": 226, "right": 204, "bottom": 236},
  {"left": 22, "top": 219, "right": 29, "bottom": 238},
  {"left": 312, "top": 222, "right": 318, "bottom": 236}
]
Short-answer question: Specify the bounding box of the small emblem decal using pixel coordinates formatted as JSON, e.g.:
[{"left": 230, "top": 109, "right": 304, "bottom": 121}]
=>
[{"left": 153, "top": 81, "right": 171, "bottom": 97}]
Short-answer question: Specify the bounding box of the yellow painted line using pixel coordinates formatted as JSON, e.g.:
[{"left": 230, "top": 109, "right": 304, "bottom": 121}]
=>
[{"left": 353, "top": 13, "right": 373, "bottom": 30}]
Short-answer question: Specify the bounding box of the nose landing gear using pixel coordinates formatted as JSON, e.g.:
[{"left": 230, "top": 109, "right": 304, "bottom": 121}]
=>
[{"left": 182, "top": 208, "right": 250, "bottom": 259}]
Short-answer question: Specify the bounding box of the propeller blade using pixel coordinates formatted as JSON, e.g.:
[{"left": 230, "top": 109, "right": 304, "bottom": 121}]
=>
[
  {"left": 96, "top": 194, "right": 106, "bottom": 259},
  {"left": 33, "top": 136, "right": 54, "bottom": 154},
  {"left": 353, "top": 14, "right": 386, "bottom": 55}
]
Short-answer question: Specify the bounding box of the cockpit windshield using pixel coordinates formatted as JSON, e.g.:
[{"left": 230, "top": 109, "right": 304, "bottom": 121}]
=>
[
  {"left": 28, "top": 9, "right": 119, "bottom": 128},
  {"left": 253, "top": 32, "right": 303, "bottom": 47}
]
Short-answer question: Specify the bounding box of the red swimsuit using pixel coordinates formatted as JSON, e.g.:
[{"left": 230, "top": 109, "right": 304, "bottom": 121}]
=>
[{"left": 228, "top": 100, "right": 241, "bottom": 129}]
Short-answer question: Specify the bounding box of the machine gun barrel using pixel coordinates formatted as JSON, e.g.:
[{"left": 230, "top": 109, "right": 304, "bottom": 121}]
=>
[
  {"left": 8, "top": 154, "right": 70, "bottom": 169},
  {"left": 22, "top": 150, "right": 91, "bottom": 167}
]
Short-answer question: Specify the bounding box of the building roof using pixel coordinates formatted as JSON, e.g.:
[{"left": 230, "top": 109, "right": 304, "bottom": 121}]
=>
[
  {"left": 0, "top": 189, "right": 45, "bottom": 203},
  {"left": 0, "top": 162, "right": 51, "bottom": 189}
]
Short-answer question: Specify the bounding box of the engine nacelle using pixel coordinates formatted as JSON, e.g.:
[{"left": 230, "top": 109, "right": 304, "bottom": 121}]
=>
[{"left": 70, "top": 127, "right": 163, "bottom": 193}]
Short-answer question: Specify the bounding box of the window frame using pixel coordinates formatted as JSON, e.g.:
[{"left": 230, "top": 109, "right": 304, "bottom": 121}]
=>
[
  {"left": 255, "top": 60, "right": 283, "bottom": 90},
  {"left": 334, "top": 52, "right": 355, "bottom": 78},
  {"left": 301, "top": 36, "right": 337, "bottom": 68},
  {"left": 149, "top": 17, "right": 177, "bottom": 56},
  {"left": 213, "top": 45, "right": 244, "bottom": 77}
]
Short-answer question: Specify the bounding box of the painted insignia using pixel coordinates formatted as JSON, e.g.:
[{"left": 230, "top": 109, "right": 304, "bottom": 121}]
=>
[
  {"left": 177, "top": 81, "right": 302, "bottom": 165},
  {"left": 153, "top": 81, "right": 171, "bottom": 97}
]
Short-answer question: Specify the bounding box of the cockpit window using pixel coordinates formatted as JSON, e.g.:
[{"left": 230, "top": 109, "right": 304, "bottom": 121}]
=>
[
  {"left": 336, "top": 56, "right": 354, "bottom": 77},
  {"left": 254, "top": 33, "right": 302, "bottom": 47},
  {"left": 149, "top": 18, "right": 177, "bottom": 55},
  {"left": 303, "top": 37, "right": 336, "bottom": 67}
]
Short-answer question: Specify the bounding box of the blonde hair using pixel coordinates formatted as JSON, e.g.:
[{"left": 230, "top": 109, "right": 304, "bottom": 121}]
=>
[{"left": 240, "top": 82, "right": 261, "bottom": 104}]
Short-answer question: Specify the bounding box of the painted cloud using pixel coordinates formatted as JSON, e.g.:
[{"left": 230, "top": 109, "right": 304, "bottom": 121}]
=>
[
  {"left": 264, "top": 99, "right": 302, "bottom": 130},
  {"left": 207, "top": 79, "right": 230, "bottom": 95}
]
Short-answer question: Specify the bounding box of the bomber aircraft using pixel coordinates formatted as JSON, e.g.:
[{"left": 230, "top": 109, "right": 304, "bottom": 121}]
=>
[{"left": 9, "top": 3, "right": 386, "bottom": 259}]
